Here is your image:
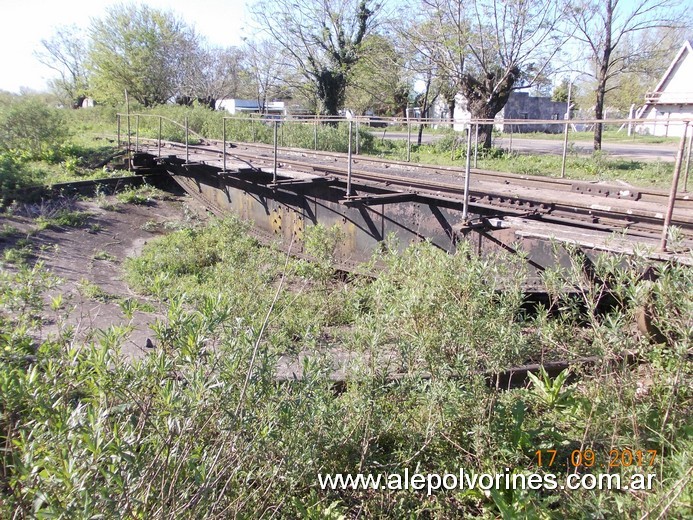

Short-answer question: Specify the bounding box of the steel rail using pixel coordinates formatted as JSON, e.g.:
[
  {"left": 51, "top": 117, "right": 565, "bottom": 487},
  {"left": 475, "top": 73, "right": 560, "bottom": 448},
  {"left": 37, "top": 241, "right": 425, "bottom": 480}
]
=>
[
  {"left": 229, "top": 149, "right": 693, "bottom": 238},
  {"left": 204, "top": 139, "right": 691, "bottom": 206},
  {"left": 135, "top": 138, "right": 693, "bottom": 238}
]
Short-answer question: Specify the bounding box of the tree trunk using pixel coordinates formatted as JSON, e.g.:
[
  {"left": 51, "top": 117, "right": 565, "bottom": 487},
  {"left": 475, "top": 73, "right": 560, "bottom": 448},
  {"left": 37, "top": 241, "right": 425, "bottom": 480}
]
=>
[
  {"left": 477, "top": 123, "right": 494, "bottom": 149},
  {"left": 72, "top": 95, "right": 87, "bottom": 109},
  {"left": 593, "top": 0, "right": 614, "bottom": 151},
  {"left": 593, "top": 81, "right": 606, "bottom": 151},
  {"left": 593, "top": 53, "right": 611, "bottom": 151},
  {"left": 316, "top": 69, "right": 346, "bottom": 116},
  {"left": 197, "top": 96, "right": 216, "bottom": 110},
  {"left": 459, "top": 68, "right": 519, "bottom": 149},
  {"left": 416, "top": 76, "right": 432, "bottom": 146}
]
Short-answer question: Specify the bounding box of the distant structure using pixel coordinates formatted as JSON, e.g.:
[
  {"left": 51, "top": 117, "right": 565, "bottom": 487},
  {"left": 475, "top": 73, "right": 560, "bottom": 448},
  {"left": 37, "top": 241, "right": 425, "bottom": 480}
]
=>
[
  {"left": 215, "top": 99, "right": 286, "bottom": 116},
  {"left": 636, "top": 41, "right": 693, "bottom": 137},
  {"left": 453, "top": 92, "right": 567, "bottom": 133}
]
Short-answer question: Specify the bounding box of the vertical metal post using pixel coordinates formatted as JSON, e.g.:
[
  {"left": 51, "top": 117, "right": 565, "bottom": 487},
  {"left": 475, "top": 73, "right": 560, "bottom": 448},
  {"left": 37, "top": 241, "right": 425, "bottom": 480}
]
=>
[
  {"left": 462, "top": 124, "right": 473, "bottom": 220},
  {"left": 406, "top": 121, "right": 411, "bottom": 162},
  {"left": 135, "top": 115, "right": 140, "bottom": 152},
  {"left": 125, "top": 89, "right": 131, "bottom": 171},
  {"left": 473, "top": 122, "right": 479, "bottom": 168},
  {"left": 158, "top": 116, "right": 162, "bottom": 158},
  {"left": 346, "top": 121, "right": 353, "bottom": 197},
  {"left": 356, "top": 119, "right": 360, "bottom": 155},
  {"left": 660, "top": 121, "right": 689, "bottom": 252},
  {"left": 185, "top": 116, "right": 189, "bottom": 164},
  {"left": 683, "top": 132, "right": 693, "bottom": 192},
  {"left": 117, "top": 114, "right": 121, "bottom": 148},
  {"left": 126, "top": 114, "right": 131, "bottom": 155},
  {"left": 252, "top": 117, "right": 256, "bottom": 143},
  {"left": 314, "top": 118, "right": 318, "bottom": 150},
  {"left": 561, "top": 81, "right": 573, "bottom": 178},
  {"left": 280, "top": 119, "right": 284, "bottom": 147},
  {"left": 273, "top": 120, "right": 278, "bottom": 184},
  {"left": 223, "top": 118, "right": 227, "bottom": 172},
  {"left": 509, "top": 122, "right": 513, "bottom": 153}
]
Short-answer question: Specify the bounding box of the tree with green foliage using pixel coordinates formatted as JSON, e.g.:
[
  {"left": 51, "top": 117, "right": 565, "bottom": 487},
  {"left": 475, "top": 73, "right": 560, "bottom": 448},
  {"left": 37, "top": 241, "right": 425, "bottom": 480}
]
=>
[
  {"left": 88, "top": 4, "right": 198, "bottom": 106},
  {"left": 0, "top": 99, "right": 67, "bottom": 158},
  {"left": 250, "top": 0, "right": 380, "bottom": 116},
  {"left": 345, "top": 34, "right": 409, "bottom": 115}
]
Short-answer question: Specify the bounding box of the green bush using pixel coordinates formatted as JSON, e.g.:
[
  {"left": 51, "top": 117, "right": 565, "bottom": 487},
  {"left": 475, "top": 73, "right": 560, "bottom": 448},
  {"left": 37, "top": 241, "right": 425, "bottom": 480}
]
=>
[{"left": 0, "top": 99, "right": 68, "bottom": 159}]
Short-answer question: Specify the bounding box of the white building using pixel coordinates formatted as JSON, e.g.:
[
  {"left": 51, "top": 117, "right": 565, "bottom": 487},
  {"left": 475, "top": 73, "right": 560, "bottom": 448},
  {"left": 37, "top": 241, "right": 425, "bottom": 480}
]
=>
[
  {"left": 636, "top": 41, "right": 693, "bottom": 137},
  {"left": 215, "top": 99, "right": 286, "bottom": 116}
]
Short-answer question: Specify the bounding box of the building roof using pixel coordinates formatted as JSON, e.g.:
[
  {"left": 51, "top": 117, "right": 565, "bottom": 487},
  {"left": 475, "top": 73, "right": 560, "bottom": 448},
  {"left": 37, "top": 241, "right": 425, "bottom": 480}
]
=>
[
  {"left": 650, "top": 40, "right": 693, "bottom": 95},
  {"left": 637, "top": 40, "right": 693, "bottom": 117}
]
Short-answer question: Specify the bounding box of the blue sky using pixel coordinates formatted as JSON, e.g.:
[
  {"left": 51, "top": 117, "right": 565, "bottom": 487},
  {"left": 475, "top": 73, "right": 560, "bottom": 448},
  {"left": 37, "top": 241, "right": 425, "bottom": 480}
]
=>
[{"left": 0, "top": 0, "right": 251, "bottom": 93}]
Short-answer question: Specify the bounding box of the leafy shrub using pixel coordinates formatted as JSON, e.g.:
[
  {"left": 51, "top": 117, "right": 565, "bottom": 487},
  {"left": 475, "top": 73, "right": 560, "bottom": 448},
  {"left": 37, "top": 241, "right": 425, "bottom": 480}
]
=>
[{"left": 0, "top": 99, "right": 68, "bottom": 159}]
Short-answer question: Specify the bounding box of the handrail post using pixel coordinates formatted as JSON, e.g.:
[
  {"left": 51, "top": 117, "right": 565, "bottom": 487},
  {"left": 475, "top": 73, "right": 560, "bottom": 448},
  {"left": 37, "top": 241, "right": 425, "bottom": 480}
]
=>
[
  {"left": 406, "top": 120, "right": 411, "bottom": 162},
  {"left": 660, "top": 121, "right": 689, "bottom": 252},
  {"left": 135, "top": 115, "right": 140, "bottom": 152},
  {"left": 474, "top": 123, "right": 479, "bottom": 168},
  {"left": 462, "top": 123, "right": 473, "bottom": 220},
  {"left": 126, "top": 114, "right": 132, "bottom": 171},
  {"left": 684, "top": 132, "right": 692, "bottom": 192},
  {"left": 356, "top": 119, "right": 360, "bottom": 155},
  {"left": 117, "top": 114, "right": 121, "bottom": 149},
  {"left": 185, "top": 116, "right": 189, "bottom": 164},
  {"left": 273, "top": 120, "right": 278, "bottom": 184},
  {"left": 346, "top": 120, "right": 353, "bottom": 197},
  {"left": 314, "top": 118, "right": 318, "bottom": 150},
  {"left": 561, "top": 82, "right": 573, "bottom": 178},
  {"left": 560, "top": 119, "right": 570, "bottom": 178},
  {"left": 158, "top": 116, "right": 162, "bottom": 158},
  {"left": 223, "top": 117, "right": 227, "bottom": 172}
]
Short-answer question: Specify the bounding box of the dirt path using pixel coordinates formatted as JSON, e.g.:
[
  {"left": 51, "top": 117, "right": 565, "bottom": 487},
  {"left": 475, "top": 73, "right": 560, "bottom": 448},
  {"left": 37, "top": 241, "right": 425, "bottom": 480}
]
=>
[{"left": 1, "top": 193, "right": 208, "bottom": 358}]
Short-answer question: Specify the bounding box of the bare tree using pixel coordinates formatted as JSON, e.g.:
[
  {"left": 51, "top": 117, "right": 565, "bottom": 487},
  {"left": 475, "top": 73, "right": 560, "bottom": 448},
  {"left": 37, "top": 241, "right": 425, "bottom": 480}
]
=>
[
  {"left": 569, "top": 0, "right": 689, "bottom": 150},
  {"left": 411, "top": 0, "right": 568, "bottom": 147},
  {"left": 34, "top": 25, "right": 89, "bottom": 108},
  {"left": 179, "top": 45, "right": 243, "bottom": 109},
  {"left": 242, "top": 40, "right": 288, "bottom": 113},
  {"left": 250, "top": 0, "right": 380, "bottom": 116},
  {"left": 393, "top": 17, "right": 448, "bottom": 144}
]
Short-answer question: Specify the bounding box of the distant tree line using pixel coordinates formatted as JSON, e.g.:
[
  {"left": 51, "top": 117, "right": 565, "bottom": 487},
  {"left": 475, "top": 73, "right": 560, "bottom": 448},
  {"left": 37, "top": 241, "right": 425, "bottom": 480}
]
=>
[{"left": 36, "top": 0, "right": 691, "bottom": 149}]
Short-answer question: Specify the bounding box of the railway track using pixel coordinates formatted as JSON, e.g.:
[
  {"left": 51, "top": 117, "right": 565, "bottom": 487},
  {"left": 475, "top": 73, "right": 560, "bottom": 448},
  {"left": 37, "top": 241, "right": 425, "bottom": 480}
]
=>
[{"left": 138, "top": 138, "right": 693, "bottom": 243}]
